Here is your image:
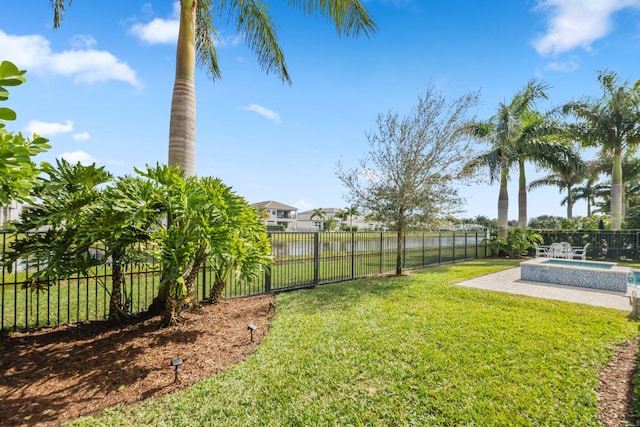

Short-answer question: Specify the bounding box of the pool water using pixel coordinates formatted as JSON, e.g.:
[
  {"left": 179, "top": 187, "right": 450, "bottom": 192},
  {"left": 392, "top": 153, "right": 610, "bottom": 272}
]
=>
[
  {"left": 542, "top": 259, "right": 614, "bottom": 270},
  {"left": 629, "top": 271, "right": 640, "bottom": 285}
]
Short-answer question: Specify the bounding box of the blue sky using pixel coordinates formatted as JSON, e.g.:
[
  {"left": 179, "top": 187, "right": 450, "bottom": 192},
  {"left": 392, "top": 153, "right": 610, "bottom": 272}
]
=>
[{"left": 1, "top": 0, "right": 639, "bottom": 220}]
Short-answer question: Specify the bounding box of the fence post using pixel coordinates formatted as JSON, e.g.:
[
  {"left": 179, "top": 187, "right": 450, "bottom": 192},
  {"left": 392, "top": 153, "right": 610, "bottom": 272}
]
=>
[
  {"left": 265, "top": 264, "right": 272, "bottom": 293},
  {"left": 314, "top": 232, "right": 319, "bottom": 286},
  {"left": 351, "top": 232, "right": 355, "bottom": 280},
  {"left": 403, "top": 232, "right": 406, "bottom": 270},
  {"left": 379, "top": 232, "right": 383, "bottom": 274},
  {"left": 464, "top": 231, "right": 468, "bottom": 260},
  {"left": 475, "top": 232, "right": 478, "bottom": 258},
  {"left": 422, "top": 229, "right": 426, "bottom": 267},
  {"left": 438, "top": 231, "right": 442, "bottom": 264},
  {"left": 452, "top": 232, "right": 456, "bottom": 262}
]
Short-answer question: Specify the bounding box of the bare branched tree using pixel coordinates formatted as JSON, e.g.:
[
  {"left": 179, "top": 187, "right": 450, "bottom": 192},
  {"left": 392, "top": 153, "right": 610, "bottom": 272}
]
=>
[{"left": 337, "top": 86, "right": 480, "bottom": 274}]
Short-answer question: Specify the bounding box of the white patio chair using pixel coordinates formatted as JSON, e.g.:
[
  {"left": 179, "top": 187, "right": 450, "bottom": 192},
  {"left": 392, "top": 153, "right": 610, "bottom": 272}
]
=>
[
  {"left": 569, "top": 243, "right": 590, "bottom": 260},
  {"left": 533, "top": 243, "right": 549, "bottom": 257},
  {"left": 559, "top": 242, "right": 572, "bottom": 259},
  {"left": 549, "top": 242, "right": 563, "bottom": 258}
]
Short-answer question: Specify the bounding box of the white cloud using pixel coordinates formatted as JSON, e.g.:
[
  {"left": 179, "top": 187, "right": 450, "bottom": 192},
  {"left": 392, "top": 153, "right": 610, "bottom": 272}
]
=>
[
  {"left": 0, "top": 30, "right": 141, "bottom": 87},
  {"left": 129, "top": 1, "right": 179, "bottom": 44},
  {"left": 242, "top": 104, "right": 282, "bottom": 124},
  {"left": 72, "top": 132, "right": 91, "bottom": 141},
  {"left": 24, "top": 120, "right": 73, "bottom": 136},
  {"left": 70, "top": 34, "right": 97, "bottom": 49},
  {"left": 128, "top": 2, "right": 241, "bottom": 48},
  {"left": 533, "top": 0, "right": 640, "bottom": 56},
  {"left": 292, "top": 199, "right": 313, "bottom": 211},
  {"left": 57, "top": 150, "right": 97, "bottom": 165},
  {"left": 544, "top": 57, "right": 581, "bottom": 72},
  {"left": 129, "top": 18, "right": 179, "bottom": 44}
]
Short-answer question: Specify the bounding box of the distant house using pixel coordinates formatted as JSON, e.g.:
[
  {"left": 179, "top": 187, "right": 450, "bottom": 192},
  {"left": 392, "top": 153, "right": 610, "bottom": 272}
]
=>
[
  {"left": 250, "top": 201, "right": 298, "bottom": 231},
  {"left": 297, "top": 208, "right": 382, "bottom": 231},
  {"left": 0, "top": 200, "right": 23, "bottom": 228},
  {"left": 297, "top": 207, "right": 343, "bottom": 231}
]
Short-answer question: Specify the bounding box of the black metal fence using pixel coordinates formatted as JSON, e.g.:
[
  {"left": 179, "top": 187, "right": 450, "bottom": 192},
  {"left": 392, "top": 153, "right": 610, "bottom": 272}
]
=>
[
  {"left": 534, "top": 230, "right": 640, "bottom": 261},
  {"left": 0, "top": 230, "right": 488, "bottom": 332}
]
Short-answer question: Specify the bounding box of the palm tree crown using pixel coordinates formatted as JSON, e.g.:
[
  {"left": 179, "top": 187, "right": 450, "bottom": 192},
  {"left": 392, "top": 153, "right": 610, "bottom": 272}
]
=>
[
  {"left": 462, "top": 79, "right": 577, "bottom": 237},
  {"left": 562, "top": 70, "right": 640, "bottom": 229}
]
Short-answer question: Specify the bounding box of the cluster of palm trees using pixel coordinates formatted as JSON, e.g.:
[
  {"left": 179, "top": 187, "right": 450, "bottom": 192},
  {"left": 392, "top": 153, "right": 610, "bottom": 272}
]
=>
[
  {"left": 463, "top": 70, "right": 640, "bottom": 238},
  {"left": 310, "top": 206, "right": 359, "bottom": 231}
]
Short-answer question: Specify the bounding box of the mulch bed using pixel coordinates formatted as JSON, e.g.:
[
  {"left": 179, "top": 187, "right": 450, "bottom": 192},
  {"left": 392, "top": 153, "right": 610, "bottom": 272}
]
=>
[{"left": 0, "top": 294, "right": 274, "bottom": 426}]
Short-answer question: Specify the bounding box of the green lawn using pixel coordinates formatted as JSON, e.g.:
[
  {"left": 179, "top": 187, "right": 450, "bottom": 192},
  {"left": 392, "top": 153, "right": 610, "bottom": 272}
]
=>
[{"left": 68, "top": 259, "right": 638, "bottom": 426}]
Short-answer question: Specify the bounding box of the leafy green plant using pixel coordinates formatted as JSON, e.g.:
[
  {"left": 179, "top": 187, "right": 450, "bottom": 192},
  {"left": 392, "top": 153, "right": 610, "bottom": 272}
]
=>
[
  {"left": 506, "top": 227, "right": 543, "bottom": 257},
  {"left": 0, "top": 60, "right": 50, "bottom": 204},
  {"left": 482, "top": 232, "right": 507, "bottom": 256}
]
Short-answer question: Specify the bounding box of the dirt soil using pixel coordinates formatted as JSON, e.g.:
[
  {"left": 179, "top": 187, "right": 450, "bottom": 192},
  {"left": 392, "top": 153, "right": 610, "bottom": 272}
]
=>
[{"left": 0, "top": 293, "right": 637, "bottom": 427}]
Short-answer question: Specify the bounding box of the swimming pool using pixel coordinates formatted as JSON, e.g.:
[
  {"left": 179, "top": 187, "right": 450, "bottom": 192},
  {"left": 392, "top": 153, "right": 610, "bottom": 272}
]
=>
[
  {"left": 542, "top": 259, "right": 614, "bottom": 270},
  {"left": 521, "top": 258, "right": 631, "bottom": 293}
]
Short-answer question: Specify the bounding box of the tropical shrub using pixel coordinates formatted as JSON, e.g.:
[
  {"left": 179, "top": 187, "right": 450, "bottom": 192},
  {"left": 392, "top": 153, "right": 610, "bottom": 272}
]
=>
[{"left": 506, "top": 228, "right": 543, "bottom": 257}]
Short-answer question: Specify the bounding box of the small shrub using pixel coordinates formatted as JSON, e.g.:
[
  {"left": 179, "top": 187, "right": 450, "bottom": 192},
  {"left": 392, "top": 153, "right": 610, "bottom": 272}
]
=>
[{"left": 506, "top": 228, "right": 543, "bottom": 257}]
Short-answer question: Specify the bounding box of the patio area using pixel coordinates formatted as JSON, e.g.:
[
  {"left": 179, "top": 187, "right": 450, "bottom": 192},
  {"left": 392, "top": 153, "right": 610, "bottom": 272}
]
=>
[{"left": 456, "top": 267, "right": 633, "bottom": 312}]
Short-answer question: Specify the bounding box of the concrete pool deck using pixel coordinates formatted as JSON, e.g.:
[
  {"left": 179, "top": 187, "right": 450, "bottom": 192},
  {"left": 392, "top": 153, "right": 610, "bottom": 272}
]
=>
[{"left": 456, "top": 267, "right": 634, "bottom": 312}]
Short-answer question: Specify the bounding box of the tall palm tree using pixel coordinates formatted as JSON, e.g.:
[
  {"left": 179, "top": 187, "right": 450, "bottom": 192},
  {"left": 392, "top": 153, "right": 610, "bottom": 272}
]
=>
[
  {"left": 528, "top": 164, "right": 587, "bottom": 218},
  {"left": 50, "top": 0, "right": 377, "bottom": 176},
  {"left": 253, "top": 205, "right": 270, "bottom": 222},
  {"left": 343, "top": 205, "right": 359, "bottom": 229},
  {"left": 513, "top": 111, "right": 582, "bottom": 228},
  {"left": 570, "top": 160, "right": 606, "bottom": 217},
  {"left": 597, "top": 153, "right": 640, "bottom": 219},
  {"left": 310, "top": 207, "right": 325, "bottom": 230},
  {"left": 463, "top": 79, "right": 561, "bottom": 238},
  {"left": 334, "top": 208, "right": 348, "bottom": 229},
  {"left": 562, "top": 70, "right": 640, "bottom": 229},
  {"left": 310, "top": 208, "right": 325, "bottom": 221}
]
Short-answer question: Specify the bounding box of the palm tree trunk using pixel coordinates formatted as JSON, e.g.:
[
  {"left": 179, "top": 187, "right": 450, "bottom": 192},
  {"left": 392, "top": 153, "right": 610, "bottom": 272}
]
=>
[
  {"left": 168, "top": 0, "right": 197, "bottom": 177},
  {"left": 566, "top": 185, "right": 573, "bottom": 218},
  {"left": 210, "top": 276, "right": 226, "bottom": 303},
  {"left": 183, "top": 258, "right": 203, "bottom": 313},
  {"left": 611, "top": 149, "right": 623, "bottom": 230},
  {"left": 108, "top": 261, "right": 129, "bottom": 323},
  {"left": 498, "top": 167, "right": 509, "bottom": 239},
  {"left": 518, "top": 158, "right": 527, "bottom": 229},
  {"left": 161, "top": 292, "right": 182, "bottom": 327}
]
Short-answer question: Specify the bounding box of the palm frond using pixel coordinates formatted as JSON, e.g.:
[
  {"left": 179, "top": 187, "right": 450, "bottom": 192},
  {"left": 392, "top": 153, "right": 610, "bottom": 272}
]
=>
[
  {"left": 195, "top": 0, "right": 222, "bottom": 79},
  {"left": 50, "top": 0, "right": 72, "bottom": 28},
  {"left": 224, "top": 0, "right": 291, "bottom": 84},
  {"left": 286, "top": 0, "right": 378, "bottom": 37}
]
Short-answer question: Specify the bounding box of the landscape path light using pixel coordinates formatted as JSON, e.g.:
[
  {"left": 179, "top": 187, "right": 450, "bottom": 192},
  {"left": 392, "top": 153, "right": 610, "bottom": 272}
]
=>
[
  {"left": 171, "top": 357, "right": 183, "bottom": 383},
  {"left": 248, "top": 323, "right": 257, "bottom": 342}
]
